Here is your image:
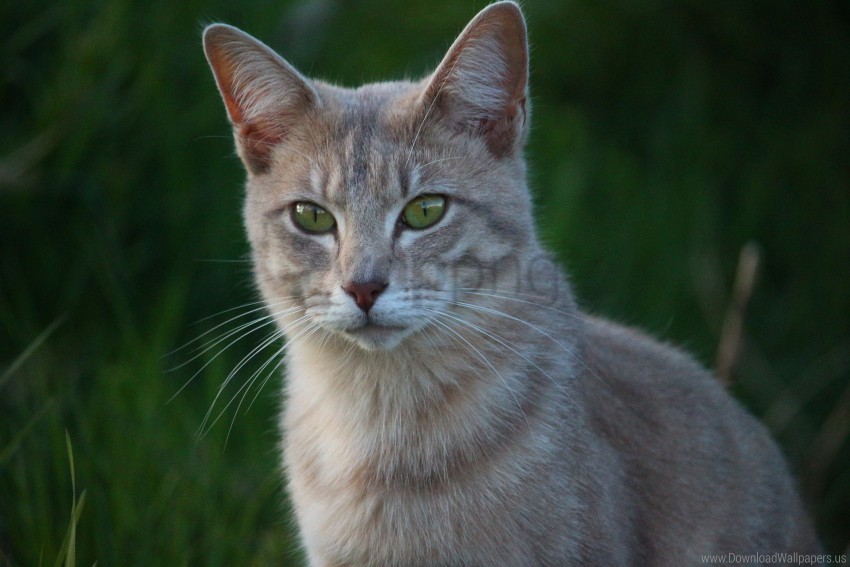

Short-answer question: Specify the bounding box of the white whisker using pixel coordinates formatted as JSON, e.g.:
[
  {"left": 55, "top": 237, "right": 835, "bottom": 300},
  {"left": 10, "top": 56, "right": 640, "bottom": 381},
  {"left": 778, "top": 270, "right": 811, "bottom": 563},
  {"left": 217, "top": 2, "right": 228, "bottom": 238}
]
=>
[
  {"left": 166, "top": 297, "right": 297, "bottom": 360},
  {"left": 221, "top": 337, "right": 287, "bottom": 446},
  {"left": 453, "top": 300, "right": 574, "bottom": 352},
  {"left": 425, "top": 307, "right": 566, "bottom": 395},
  {"left": 446, "top": 298, "right": 602, "bottom": 382},
  {"left": 456, "top": 288, "right": 585, "bottom": 321},
  {"left": 167, "top": 305, "right": 302, "bottom": 403},
  {"left": 428, "top": 315, "right": 530, "bottom": 430},
  {"left": 417, "top": 156, "right": 464, "bottom": 169},
  {"left": 244, "top": 320, "right": 326, "bottom": 414},
  {"left": 199, "top": 326, "right": 287, "bottom": 438},
  {"left": 200, "top": 314, "right": 313, "bottom": 441}
]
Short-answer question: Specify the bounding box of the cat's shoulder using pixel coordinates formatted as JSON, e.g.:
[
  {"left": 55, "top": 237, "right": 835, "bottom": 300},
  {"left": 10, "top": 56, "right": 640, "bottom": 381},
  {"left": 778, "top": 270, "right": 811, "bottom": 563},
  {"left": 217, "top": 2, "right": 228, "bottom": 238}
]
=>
[
  {"left": 575, "top": 314, "right": 730, "bottom": 411},
  {"left": 581, "top": 315, "right": 711, "bottom": 377},
  {"left": 572, "top": 313, "right": 765, "bottom": 461}
]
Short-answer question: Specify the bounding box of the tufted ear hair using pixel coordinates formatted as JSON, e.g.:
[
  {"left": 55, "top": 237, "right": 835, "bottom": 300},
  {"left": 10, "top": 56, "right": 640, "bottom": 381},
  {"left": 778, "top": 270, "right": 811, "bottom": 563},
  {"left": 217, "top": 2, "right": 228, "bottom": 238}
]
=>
[
  {"left": 203, "top": 24, "right": 319, "bottom": 174},
  {"left": 421, "top": 1, "right": 530, "bottom": 158}
]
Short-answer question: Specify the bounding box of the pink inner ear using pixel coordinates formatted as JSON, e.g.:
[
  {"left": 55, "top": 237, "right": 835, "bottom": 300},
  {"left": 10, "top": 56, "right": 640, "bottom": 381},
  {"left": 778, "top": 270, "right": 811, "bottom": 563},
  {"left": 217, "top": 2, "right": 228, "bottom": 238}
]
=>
[
  {"left": 204, "top": 26, "right": 314, "bottom": 173},
  {"left": 223, "top": 95, "right": 245, "bottom": 126},
  {"left": 204, "top": 44, "right": 245, "bottom": 125},
  {"left": 236, "top": 119, "right": 286, "bottom": 174}
]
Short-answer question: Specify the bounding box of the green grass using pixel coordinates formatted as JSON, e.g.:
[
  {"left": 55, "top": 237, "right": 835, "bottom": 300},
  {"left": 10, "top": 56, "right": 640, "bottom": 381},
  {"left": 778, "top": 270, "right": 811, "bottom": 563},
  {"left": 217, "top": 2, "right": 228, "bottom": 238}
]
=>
[
  {"left": 2, "top": 0, "right": 848, "bottom": 563},
  {"left": 54, "top": 433, "right": 87, "bottom": 567}
]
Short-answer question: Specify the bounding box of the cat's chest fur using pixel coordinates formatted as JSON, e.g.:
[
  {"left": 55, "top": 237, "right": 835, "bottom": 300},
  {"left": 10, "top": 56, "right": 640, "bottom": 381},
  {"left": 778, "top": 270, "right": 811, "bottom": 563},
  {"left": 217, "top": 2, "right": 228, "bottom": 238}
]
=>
[
  {"left": 278, "top": 322, "right": 756, "bottom": 567},
  {"left": 281, "top": 338, "right": 587, "bottom": 566}
]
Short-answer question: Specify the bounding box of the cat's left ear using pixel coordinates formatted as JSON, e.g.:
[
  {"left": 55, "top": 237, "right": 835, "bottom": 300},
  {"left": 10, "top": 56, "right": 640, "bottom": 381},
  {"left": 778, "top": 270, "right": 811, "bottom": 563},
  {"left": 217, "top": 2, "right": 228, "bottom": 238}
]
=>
[
  {"left": 203, "top": 24, "right": 319, "bottom": 175},
  {"left": 422, "top": 1, "right": 529, "bottom": 158}
]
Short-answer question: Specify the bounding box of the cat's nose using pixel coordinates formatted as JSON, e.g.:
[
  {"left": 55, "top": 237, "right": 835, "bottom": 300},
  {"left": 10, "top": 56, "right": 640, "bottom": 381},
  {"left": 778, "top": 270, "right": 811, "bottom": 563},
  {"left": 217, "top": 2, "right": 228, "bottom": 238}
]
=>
[{"left": 343, "top": 281, "right": 387, "bottom": 313}]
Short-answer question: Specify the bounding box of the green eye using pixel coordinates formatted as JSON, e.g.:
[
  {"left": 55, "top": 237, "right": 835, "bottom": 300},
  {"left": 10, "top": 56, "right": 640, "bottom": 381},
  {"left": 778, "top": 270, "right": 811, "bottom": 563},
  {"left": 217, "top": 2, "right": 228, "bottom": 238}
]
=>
[
  {"left": 401, "top": 194, "right": 446, "bottom": 229},
  {"left": 292, "top": 202, "right": 336, "bottom": 233}
]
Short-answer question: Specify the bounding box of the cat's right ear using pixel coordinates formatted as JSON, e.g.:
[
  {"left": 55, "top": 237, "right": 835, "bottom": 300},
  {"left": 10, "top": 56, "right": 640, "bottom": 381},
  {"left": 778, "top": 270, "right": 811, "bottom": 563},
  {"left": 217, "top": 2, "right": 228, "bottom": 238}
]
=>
[{"left": 203, "top": 24, "right": 318, "bottom": 175}]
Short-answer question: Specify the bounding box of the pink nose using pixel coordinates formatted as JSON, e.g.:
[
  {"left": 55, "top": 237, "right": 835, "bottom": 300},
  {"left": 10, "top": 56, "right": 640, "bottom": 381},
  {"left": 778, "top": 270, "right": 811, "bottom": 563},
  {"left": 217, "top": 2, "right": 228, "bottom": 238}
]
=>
[{"left": 343, "top": 281, "right": 387, "bottom": 312}]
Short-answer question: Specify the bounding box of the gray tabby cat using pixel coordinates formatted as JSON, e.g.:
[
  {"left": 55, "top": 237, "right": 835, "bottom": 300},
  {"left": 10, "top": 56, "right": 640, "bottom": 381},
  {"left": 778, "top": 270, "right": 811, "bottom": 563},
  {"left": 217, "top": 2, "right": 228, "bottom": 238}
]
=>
[{"left": 202, "top": 2, "right": 820, "bottom": 565}]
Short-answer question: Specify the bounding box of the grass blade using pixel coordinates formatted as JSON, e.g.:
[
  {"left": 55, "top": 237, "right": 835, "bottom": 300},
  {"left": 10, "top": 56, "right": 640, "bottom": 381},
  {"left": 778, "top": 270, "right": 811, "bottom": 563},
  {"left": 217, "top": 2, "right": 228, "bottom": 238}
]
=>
[
  {"left": 0, "top": 315, "right": 66, "bottom": 391},
  {"left": 53, "top": 432, "right": 86, "bottom": 567}
]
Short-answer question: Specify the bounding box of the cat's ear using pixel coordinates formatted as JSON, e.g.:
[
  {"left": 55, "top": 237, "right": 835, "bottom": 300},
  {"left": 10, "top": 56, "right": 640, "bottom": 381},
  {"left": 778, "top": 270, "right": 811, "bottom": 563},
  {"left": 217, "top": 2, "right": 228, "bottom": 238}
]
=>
[
  {"left": 422, "top": 1, "right": 529, "bottom": 157},
  {"left": 203, "top": 24, "right": 319, "bottom": 174}
]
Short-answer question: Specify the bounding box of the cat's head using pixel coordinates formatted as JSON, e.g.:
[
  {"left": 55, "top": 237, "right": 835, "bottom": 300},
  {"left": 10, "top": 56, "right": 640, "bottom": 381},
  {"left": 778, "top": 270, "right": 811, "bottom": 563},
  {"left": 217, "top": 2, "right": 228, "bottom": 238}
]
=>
[{"left": 204, "top": 2, "right": 537, "bottom": 351}]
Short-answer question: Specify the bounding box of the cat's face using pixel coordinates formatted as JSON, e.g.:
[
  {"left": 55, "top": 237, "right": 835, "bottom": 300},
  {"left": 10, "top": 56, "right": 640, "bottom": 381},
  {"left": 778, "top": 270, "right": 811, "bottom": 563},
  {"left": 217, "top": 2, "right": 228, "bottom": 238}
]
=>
[{"left": 204, "top": 3, "right": 533, "bottom": 350}]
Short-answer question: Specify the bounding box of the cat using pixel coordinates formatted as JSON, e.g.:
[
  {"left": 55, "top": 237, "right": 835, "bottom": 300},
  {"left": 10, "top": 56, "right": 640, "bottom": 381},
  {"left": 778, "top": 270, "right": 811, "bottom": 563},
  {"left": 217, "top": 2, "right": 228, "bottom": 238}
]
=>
[{"left": 202, "top": 2, "right": 820, "bottom": 565}]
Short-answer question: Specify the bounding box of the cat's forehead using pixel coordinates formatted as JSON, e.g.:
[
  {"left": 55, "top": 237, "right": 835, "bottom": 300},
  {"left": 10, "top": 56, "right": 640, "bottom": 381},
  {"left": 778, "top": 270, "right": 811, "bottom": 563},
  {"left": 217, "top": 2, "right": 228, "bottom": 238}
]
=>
[
  {"left": 318, "top": 80, "right": 422, "bottom": 115},
  {"left": 315, "top": 80, "right": 421, "bottom": 138},
  {"left": 305, "top": 80, "right": 431, "bottom": 204}
]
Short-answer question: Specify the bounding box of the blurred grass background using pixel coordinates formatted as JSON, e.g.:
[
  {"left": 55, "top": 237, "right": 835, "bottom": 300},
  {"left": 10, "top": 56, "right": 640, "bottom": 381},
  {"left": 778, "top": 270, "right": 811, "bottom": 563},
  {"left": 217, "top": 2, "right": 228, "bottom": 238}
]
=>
[{"left": 1, "top": 0, "right": 848, "bottom": 563}]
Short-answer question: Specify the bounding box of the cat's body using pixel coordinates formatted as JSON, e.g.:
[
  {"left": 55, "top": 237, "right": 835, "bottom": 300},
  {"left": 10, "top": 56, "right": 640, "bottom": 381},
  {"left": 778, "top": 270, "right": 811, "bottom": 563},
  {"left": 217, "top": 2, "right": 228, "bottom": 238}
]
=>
[
  {"left": 203, "top": 2, "right": 819, "bottom": 565},
  {"left": 284, "top": 314, "right": 816, "bottom": 566}
]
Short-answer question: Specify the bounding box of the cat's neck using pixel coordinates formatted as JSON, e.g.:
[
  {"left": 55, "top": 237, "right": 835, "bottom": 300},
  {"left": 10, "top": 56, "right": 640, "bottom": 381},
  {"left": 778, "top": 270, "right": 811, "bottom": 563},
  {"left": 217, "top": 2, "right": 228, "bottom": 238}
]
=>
[
  {"left": 284, "top": 289, "right": 581, "bottom": 430},
  {"left": 285, "top": 329, "right": 519, "bottom": 419}
]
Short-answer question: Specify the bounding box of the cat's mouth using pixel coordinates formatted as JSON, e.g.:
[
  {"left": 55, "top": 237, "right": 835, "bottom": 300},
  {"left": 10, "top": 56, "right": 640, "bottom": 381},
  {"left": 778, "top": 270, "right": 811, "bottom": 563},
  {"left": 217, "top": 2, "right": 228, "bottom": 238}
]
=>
[
  {"left": 343, "top": 321, "right": 408, "bottom": 350},
  {"left": 348, "top": 321, "right": 406, "bottom": 336}
]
